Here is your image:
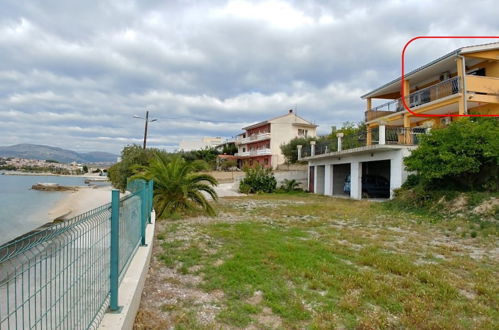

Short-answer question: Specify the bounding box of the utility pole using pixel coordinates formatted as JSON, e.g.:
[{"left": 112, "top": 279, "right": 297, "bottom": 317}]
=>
[
  {"left": 133, "top": 110, "right": 157, "bottom": 149},
  {"left": 143, "top": 110, "right": 149, "bottom": 149}
]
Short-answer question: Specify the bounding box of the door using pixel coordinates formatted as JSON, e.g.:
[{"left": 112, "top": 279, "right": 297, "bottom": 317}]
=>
[{"left": 309, "top": 166, "right": 315, "bottom": 193}]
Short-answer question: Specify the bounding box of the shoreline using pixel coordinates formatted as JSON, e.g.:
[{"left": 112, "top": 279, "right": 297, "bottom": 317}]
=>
[
  {"left": 1, "top": 185, "right": 114, "bottom": 247},
  {"left": 1, "top": 170, "right": 106, "bottom": 178},
  {"left": 0, "top": 175, "right": 113, "bottom": 246},
  {"left": 48, "top": 185, "right": 113, "bottom": 221}
]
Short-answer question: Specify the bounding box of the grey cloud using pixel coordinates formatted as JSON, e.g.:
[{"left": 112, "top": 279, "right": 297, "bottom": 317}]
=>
[{"left": 0, "top": 0, "right": 497, "bottom": 153}]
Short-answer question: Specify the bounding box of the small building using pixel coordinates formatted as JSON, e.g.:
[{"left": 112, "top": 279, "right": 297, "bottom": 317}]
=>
[
  {"left": 235, "top": 110, "right": 317, "bottom": 168},
  {"left": 303, "top": 42, "right": 499, "bottom": 199}
]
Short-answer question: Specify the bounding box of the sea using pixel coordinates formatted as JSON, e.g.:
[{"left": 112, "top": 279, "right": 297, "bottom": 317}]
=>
[{"left": 0, "top": 174, "right": 87, "bottom": 246}]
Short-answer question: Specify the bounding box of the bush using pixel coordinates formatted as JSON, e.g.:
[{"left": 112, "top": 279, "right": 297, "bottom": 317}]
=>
[
  {"left": 279, "top": 179, "right": 302, "bottom": 192},
  {"left": 191, "top": 159, "right": 211, "bottom": 172},
  {"left": 404, "top": 118, "right": 499, "bottom": 191},
  {"left": 220, "top": 159, "right": 238, "bottom": 171},
  {"left": 239, "top": 165, "right": 277, "bottom": 193},
  {"left": 401, "top": 174, "right": 420, "bottom": 189}
]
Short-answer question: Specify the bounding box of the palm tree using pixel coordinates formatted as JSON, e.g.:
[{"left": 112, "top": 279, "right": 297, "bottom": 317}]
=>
[
  {"left": 280, "top": 179, "right": 301, "bottom": 192},
  {"left": 133, "top": 154, "right": 218, "bottom": 218}
]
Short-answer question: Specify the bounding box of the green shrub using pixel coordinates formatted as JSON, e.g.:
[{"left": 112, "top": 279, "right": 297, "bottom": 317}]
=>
[
  {"left": 191, "top": 159, "right": 211, "bottom": 172},
  {"left": 279, "top": 179, "right": 302, "bottom": 192},
  {"left": 239, "top": 183, "right": 252, "bottom": 194},
  {"left": 401, "top": 174, "right": 420, "bottom": 189},
  {"left": 220, "top": 159, "right": 237, "bottom": 171},
  {"left": 404, "top": 118, "right": 499, "bottom": 191},
  {"left": 239, "top": 165, "right": 276, "bottom": 193}
]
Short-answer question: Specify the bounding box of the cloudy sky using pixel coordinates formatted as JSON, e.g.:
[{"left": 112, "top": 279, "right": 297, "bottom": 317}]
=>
[{"left": 0, "top": 0, "right": 498, "bottom": 153}]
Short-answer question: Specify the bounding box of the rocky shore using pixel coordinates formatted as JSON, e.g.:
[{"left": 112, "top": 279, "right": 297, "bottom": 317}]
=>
[{"left": 31, "top": 183, "right": 77, "bottom": 191}]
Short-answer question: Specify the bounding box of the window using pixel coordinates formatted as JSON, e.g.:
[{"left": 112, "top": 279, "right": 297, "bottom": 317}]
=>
[
  {"left": 468, "top": 68, "right": 486, "bottom": 76},
  {"left": 242, "top": 147, "right": 246, "bottom": 152},
  {"left": 264, "top": 158, "right": 269, "bottom": 165},
  {"left": 298, "top": 129, "right": 308, "bottom": 137}
]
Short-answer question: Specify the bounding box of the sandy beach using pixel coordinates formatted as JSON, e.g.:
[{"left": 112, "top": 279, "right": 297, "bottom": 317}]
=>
[{"left": 48, "top": 185, "right": 114, "bottom": 220}]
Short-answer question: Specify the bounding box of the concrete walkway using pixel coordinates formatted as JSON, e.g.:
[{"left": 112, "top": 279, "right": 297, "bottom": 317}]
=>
[{"left": 214, "top": 182, "right": 245, "bottom": 197}]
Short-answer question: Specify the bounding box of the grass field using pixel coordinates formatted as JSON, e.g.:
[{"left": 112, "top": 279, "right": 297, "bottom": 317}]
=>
[{"left": 135, "top": 193, "right": 498, "bottom": 329}]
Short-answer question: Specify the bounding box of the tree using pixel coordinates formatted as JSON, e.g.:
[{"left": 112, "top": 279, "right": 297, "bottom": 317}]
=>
[
  {"left": 108, "top": 145, "right": 170, "bottom": 191},
  {"left": 82, "top": 165, "right": 88, "bottom": 173},
  {"left": 404, "top": 118, "right": 499, "bottom": 191},
  {"left": 133, "top": 155, "right": 219, "bottom": 218},
  {"left": 280, "top": 122, "right": 366, "bottom": 164},
  {"left": 222, "top": 143, "right": 238, "bottom": 155},
  {"left": 280, "top": 136, "right": 315, "bottom": 164}
]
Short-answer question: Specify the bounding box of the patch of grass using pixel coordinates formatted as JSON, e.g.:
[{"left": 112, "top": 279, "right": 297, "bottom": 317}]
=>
[
  {"left": 143, "top": 194, "right": 499, "bottom": 329},
  {"left": 217, "top": 301, "right": 261, "bottom": 327}
]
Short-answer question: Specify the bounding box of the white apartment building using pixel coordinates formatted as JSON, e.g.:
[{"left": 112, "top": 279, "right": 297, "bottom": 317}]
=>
[{"left": 235, "top": 110, "right": 317, "bottom": 168}]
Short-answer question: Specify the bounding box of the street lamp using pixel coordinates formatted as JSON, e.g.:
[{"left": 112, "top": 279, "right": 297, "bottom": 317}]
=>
[{"left": 133, "top": 110, "right": 157, "bottom": 149}]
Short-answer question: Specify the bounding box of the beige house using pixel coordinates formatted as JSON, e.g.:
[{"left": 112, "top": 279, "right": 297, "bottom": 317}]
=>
[
  {"left": 303, "top": 42, "right": 499, "bottom": 199},
  {"left": 179, "top": 137, "right": 223, "bottom": 151},
  {"left": 235, "top": 110, "right": 317, "bottom": 168}
]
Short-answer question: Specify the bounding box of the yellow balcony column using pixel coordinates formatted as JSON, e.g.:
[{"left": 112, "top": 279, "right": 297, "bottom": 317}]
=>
[
  {"left": 403, "top": 79, "right": 410, "bottom": 103},
  {"left": 456, "top": 56, "right": 466, "bottom": 115},
  {"left": 366, "top": 124, "right": 372, "bottom": 146},
  {"left": 366, "top": 97, "right": 372, "bottom": 121},
  {"left": 403, "top": 114, "right": 412, "bottom": 144},
  {"left": 366, "top": 98, "right": 373, "bottom": 146}
]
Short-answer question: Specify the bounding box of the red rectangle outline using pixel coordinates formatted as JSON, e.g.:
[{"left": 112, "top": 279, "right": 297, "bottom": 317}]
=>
[{"left": 401, "top": 36, "right": 499, "bottom": 117}]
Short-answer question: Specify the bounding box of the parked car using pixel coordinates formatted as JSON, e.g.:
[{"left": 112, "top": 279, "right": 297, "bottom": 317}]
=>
[{"left": 343, "top": 174, "right": 390, "bottom": 198}]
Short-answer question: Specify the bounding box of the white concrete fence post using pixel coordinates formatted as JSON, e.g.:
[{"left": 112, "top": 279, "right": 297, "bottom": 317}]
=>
[
  {"left": 297, "top": 145, "right": 302, "bottom": 160},
  {"left": 379, "top": 125, "right": 386, "bottom": 145},
  {"left": 336, "top": 132, "right": 344, "bottom": 151},
  {"left": 310, "top": 141, "right": 316, "bottom": 156}
]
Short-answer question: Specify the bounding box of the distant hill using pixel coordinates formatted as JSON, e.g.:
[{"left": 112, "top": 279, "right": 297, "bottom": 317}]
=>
[{"left": 0, "top": 144, "right": 118, "bottom": 163}]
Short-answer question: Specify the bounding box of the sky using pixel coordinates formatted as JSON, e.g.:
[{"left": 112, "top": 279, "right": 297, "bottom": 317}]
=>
[{"left": 0, "top": 0, "right": 498, "bottom": 154}]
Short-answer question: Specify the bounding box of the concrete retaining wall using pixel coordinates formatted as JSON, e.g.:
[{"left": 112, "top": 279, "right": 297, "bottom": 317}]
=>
[{"left": 98, "top": 211, "right": 156, "bottom": 330}]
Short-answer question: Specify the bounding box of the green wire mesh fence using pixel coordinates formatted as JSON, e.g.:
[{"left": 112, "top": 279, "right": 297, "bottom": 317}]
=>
[{"left": 0, "top": 179, "right": 153, "bottom": 329}]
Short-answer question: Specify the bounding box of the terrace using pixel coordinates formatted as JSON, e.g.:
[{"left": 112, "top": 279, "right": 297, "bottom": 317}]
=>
[
  {"left": 300, "top": 125, "right": 428, "bottom": 159},
  {"left": 365, "top": 76, "right": 461, "bottom": 122}
]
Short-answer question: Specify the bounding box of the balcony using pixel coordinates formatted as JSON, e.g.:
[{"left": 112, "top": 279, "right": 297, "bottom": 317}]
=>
[
  {"left": 365, "top": 76, "right": 461, "bottom": 122},
  {"left": 235, "top": 148, "right": 272, "bottom": 157},
  {"left": 374, "top": 126, "right": 429, "bottom": 146},
  {"left": 254, "top": 148, "right": 272, "bottom": 156},
  {"left": 300, "top": 126, "right": 428, "bottom": 159},
  {"left": 235, "top": 132, "right": 271, "bottom": 145}
]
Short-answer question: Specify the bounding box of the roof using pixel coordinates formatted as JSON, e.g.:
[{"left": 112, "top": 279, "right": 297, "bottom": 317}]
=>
[
  {"left": 361, "top": 41, "right": 499, "bottom": 99},
  {"left": 242, "top": 111, "right": 317, "bottom": 130}
]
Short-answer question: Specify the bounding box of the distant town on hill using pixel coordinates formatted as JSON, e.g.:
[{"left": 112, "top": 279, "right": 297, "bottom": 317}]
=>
[{"left": 0, "top": 144, "right": 118, "bottom": 164}]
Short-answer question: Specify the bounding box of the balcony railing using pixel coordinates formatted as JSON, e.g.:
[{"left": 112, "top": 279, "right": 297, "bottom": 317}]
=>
[
  {"left": 235, "top": 148, "right": 272, "bottom": 157},
  {"left": 255, "top": 148, "right": 272, "bottom": 156},
  {"left": 379, "top": 127, "right": 429, "bottom": 145},
  {"left": 300, "top": 126, "right": 429, "bottom": 159},
  {"left": 235, "top": 132, "right": 271, "bottom": 145},
  {"left": 365, "top": 76, "right": 461, "bottom": 121}
]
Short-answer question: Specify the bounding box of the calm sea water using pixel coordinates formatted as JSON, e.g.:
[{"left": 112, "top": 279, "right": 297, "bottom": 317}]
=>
[{"left": 0, "top": 174, "right": 87, "bottom": 245}]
